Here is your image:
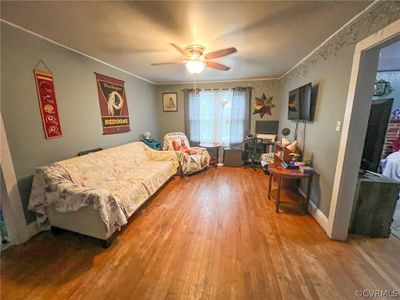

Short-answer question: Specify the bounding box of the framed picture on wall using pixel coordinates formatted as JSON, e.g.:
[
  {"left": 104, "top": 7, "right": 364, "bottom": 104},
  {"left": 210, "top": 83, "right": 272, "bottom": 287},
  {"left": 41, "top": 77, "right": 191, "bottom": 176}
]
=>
[{"left": 162, "top": 93, "right": 178, "bottom": 112}]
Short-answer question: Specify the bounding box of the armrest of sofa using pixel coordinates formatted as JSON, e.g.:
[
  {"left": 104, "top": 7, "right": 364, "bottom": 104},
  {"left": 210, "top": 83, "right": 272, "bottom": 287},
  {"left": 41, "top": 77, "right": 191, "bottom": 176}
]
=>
[
  {"left": 144, "top": 147, "right": 179, "bottom": 165},
  {"left": 28, "top": 164, "right": 128, "bottom": 234}
]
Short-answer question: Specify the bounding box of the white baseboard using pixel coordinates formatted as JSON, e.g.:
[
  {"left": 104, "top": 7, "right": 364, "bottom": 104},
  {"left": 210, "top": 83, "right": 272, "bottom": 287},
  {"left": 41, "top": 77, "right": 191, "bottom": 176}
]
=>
[
  {"left": 308, "top": 201, "right": 330, "bottom": 234},
  {"left": 297, "top": 187, "right": 330, "bottom": 235}
]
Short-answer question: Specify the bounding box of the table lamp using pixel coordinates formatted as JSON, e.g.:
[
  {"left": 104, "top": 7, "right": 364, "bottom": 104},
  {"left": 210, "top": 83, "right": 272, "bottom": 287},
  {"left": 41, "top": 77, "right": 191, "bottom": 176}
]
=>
[
  {"left": 281, "top": 128, "right": 290, "bottom": 138},
  {"left": 143, "top": 131, "right": 152, "bottom": 141},
  {"left": 281, "top": 128, "right": 291, "bottom": 146}
]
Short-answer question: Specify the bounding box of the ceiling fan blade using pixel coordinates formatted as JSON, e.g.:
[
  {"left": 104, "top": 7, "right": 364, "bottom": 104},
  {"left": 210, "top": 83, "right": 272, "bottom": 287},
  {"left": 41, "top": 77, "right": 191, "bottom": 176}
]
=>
[
  {"left": 151, "top": 61, "right": 185, "bottom": 66},
  {"left": 205, "top": 61, "right": 230, "bottom": 71},
  {"left": 170, "top": 43, "right": 189, "bottom": 56},
  {"left": 205, "top": 47, "right": 237, "bottom": 59}
]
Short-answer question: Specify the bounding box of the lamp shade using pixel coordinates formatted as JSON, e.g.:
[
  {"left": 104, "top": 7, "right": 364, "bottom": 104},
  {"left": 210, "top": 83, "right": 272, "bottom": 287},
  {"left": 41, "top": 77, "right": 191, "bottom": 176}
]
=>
[
  {"left": 143, "top": 131, "right": 152, "bottom": 140},
  {"left": 281, "top": 128, "right": 290, "bottom": 137}
]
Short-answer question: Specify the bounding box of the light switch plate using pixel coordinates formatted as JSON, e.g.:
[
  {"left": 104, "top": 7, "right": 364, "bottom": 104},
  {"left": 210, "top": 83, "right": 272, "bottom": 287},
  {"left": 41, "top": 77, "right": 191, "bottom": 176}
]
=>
[{"left": 336, "top": 121, "right": 342, "bottom": 132}]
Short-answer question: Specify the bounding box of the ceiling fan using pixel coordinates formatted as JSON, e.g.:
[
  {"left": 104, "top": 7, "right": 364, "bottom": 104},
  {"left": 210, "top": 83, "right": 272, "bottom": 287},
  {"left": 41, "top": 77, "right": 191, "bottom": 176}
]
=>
[{"left": 151, "top": 43, "right": 237, "bottom": 75}]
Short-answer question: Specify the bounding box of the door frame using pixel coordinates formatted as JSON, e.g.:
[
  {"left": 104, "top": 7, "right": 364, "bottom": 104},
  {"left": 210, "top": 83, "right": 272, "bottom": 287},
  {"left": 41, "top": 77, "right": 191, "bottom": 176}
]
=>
[
  {"left": 0, "top": 115, "right": 31, "bottom": 244},
  {"left": 328, "top": 19, "right": 400, "bottom": 240}
]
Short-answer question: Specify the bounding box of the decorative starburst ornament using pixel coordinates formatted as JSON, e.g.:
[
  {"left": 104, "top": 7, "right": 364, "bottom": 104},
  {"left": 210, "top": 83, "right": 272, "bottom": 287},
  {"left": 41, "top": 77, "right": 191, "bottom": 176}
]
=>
[{"left": 252, "top": 93, "right": 276, "bottom": 118}]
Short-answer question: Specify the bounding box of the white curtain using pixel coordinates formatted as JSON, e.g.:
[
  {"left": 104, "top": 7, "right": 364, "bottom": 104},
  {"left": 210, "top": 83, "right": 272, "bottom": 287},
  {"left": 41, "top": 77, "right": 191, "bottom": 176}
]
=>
[{"left": 187, "top": 88, "right": 248, "bottom": 146}]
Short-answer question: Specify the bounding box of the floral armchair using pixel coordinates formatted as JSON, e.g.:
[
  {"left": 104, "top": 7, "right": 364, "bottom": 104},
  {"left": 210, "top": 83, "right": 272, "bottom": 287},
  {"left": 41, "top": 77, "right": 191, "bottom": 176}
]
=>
[{"left": 163, "top": 132, "right": 210, "bottom": 176}]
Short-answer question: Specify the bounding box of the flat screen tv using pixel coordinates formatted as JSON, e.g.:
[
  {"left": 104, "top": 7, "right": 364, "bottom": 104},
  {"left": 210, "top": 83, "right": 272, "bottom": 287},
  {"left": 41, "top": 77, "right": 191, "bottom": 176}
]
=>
[
  {"left": 361, "top": 98, "right": 393, "bottom": 172},
  {"left": 288, "top": 82, "right": 313, "bottom": 121}
]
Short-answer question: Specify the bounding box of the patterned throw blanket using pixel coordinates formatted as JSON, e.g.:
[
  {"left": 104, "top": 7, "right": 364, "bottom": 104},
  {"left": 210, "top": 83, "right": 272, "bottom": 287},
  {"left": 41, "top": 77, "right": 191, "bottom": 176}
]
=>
[
  {"left": 28, "top": 142, "right": 179, "bottom": 236},
  {"left": 29, "top": 164, "right": 128, "bottom": 235}
]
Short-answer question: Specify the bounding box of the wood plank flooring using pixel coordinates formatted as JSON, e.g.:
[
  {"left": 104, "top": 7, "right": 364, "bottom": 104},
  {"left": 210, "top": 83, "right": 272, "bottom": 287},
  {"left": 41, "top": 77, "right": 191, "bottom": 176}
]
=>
[{"left": 1, "top": 167, "right": 399, "bottom": 300}]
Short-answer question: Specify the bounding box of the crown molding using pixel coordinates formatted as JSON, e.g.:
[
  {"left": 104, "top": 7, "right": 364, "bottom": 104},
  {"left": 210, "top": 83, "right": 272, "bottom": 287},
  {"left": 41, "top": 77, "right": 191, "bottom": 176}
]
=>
[
  {"left": 154, "top": 77, "right": 280, "bottom": 86},
  {"left": 0, "top": 19, "right": 156, "bottom": 85}
]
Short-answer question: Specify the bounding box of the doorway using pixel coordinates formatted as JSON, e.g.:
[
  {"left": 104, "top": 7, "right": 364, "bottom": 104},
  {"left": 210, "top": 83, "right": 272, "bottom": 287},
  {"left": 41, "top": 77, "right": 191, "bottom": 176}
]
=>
[
  {"left": 1, "top": 172, "right": 12, "bottom": 250},
  {"left": 0, "top": 115, "right": 31, "bottom": 246},
  {"left": 375, "top": 41, "right": 400, "bottom": 239},
  {"left": 349, "top": 40, "right": 400, "bottom": 239},
  {"left": 328, "top": 20, "right": 400, "bottom": 241}
]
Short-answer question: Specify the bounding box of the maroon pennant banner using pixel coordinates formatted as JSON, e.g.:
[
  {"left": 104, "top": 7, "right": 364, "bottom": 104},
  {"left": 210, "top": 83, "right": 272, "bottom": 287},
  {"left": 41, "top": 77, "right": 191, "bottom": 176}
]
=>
[{"left": 33, "top": 71, "right": 63, "bottom": 139}]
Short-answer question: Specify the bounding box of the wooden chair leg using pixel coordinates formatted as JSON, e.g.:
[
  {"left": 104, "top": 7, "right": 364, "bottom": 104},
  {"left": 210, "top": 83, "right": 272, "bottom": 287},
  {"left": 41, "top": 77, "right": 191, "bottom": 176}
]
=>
[
  {"left": 268, "top": 173, "right": 273, "bottom": 200},
  {"left": 276, "top": 176, "right": 282, "bottom": 213}
]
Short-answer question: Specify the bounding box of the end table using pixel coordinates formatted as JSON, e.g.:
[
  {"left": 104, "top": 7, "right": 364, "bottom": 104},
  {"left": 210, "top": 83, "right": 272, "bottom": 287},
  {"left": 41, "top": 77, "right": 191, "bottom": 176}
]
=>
[
  {"left": 141, "top": 139, "right": 161, "bottom": 150},
  {"left": 200, "top": 143, "right": 221, "bottom": 167},
  {"left": 267, "top": 165, "right": 313, "bottom": 213}
]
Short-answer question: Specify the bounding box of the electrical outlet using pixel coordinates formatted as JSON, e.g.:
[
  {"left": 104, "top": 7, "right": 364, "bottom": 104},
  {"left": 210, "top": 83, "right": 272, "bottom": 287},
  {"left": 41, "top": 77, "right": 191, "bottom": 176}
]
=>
[{"left": 336, "top": 121, "right": 342, "bottom": 132}]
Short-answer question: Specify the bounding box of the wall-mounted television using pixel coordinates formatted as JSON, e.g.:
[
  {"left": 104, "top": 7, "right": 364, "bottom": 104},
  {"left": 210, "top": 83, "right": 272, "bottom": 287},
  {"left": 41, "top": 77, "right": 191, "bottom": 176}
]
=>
[
  {"left": 288, "top": 82, "right": 314, "bottom": 121},
  {"left": 361, "top": 98, "right": 393, "bottom": 172}
]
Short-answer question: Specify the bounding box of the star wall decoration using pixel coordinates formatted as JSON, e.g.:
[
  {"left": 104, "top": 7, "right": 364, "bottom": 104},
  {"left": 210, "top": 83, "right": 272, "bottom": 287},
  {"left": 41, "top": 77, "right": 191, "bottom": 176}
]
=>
[{"left": 252, "top": 93, "right": 276, "bottom": 118}]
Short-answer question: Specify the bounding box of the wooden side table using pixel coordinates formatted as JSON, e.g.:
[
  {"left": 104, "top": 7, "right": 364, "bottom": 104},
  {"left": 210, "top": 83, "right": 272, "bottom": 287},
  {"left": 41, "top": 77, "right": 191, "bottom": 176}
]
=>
[
  {"left": 267, "top": 165, "right": 313, "bottom": 213},
  {"left": 199, "top": 143, "right": 221, "bottom": 167}
]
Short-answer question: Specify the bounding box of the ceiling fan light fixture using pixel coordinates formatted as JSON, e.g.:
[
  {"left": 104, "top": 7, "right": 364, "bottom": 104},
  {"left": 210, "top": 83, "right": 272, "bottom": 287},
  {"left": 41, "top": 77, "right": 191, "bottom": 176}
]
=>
[
  {"left": 152, "top": 43, "right": 235, "bottom": 73},
  {"left": 185, "top": 59, "right": 205, "bottom": 75}
]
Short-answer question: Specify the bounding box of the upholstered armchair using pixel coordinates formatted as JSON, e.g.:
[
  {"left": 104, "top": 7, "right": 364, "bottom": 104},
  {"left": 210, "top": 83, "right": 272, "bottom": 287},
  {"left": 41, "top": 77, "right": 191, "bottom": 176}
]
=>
[{"left": 163, "top": 132, "right": 210, "bottom": 176}]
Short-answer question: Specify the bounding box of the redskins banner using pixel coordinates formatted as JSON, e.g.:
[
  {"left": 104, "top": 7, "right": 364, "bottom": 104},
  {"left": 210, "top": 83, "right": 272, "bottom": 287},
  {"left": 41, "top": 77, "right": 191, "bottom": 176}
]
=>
[
  {"left": 95, "top": 73, "right": 130, "bottom": 134},
  {"left": 33, "top": 71, "right": 63, "bottom": 139}
]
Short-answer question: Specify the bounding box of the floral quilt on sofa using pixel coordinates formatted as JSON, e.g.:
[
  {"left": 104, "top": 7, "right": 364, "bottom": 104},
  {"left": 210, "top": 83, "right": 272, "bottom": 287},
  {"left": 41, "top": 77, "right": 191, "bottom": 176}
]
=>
[{"left": 28, "top": 142, "right": 179, "bottom": 236}]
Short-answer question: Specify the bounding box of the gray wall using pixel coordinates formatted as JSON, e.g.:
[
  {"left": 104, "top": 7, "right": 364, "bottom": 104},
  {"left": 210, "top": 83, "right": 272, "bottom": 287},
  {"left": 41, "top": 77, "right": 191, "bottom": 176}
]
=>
[
  {"left": 1, "top": 23, "right": 158, "bottom": 223},
  {"left": 156, "top": 79, "right": 281, "bottom": 140},
  {"left": 278, "top": 46, "right": 356, "bottom": 215},
  {"left": 277, "top": 1, "right": 400, "bottom": 216}
]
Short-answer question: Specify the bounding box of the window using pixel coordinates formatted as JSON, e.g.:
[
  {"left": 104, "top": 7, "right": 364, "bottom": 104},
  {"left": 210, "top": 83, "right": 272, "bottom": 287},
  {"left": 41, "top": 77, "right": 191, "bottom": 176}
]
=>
[{"left": 187, "top": 88, "right": 249, "bottom": 146}]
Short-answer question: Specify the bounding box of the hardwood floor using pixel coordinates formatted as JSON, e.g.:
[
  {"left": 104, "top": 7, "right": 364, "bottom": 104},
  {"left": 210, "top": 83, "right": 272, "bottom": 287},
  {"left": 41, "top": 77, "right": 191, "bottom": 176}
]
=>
[{"left": 1, "top": 167, "right": 399, "bottom": 300}]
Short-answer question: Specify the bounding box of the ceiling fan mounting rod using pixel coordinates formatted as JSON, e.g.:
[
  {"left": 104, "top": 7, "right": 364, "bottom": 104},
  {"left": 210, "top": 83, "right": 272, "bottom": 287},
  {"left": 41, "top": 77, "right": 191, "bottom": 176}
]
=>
[{"left": 184, "top": 44, "right": 205, "bottom": 57}]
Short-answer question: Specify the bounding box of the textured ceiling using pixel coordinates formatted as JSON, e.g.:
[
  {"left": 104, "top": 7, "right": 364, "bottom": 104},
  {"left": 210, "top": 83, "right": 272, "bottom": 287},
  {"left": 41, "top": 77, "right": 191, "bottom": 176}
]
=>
[{"left": 1, "top": 1, "right": 372, "bottom": 84}]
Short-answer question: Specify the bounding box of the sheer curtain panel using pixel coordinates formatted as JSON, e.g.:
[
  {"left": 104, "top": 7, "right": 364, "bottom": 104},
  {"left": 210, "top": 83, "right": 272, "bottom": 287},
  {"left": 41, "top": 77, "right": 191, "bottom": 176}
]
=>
[{"left": 185, "top": 87, "right": 251, "bottom": 147}]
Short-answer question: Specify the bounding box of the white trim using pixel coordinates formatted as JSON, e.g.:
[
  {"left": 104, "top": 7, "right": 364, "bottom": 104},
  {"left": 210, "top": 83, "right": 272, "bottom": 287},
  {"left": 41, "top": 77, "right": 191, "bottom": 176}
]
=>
[
  {"left": 0, "top": 115, "right": 30, "bottom": 244},
  {"left": 279, "top": 1, "right": 378, "bottom": 79},
  {"left": 328, "top": 19, "right": 400, "bottom": 240},
  {"left": 154, "top": 77, "right": 280, "bottom": 85},
  {"left": 298, "top": 187, "right": 329, "bottom": 234},
  {"left": 0, "top": 19, "right": 155, "bottom": 85},
  {"left": 308, "top": 200, "right": 330, "bottom": 234}
]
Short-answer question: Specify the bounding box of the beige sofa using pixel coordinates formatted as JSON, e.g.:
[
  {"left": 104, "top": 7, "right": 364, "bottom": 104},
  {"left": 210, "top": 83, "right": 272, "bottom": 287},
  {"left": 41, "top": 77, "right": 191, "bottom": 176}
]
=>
[{"left": 28, "top": 142, "right": 179, "bottom": 247}]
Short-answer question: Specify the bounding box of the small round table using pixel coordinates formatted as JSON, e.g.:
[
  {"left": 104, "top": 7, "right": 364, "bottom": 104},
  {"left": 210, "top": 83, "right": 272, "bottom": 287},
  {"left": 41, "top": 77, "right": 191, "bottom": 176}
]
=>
[
  {"left": 199, "top": 143, "right": 221, "bottom": 167},
  {"left": 267, "top": 165, "right": 313, "bottom": 213}
]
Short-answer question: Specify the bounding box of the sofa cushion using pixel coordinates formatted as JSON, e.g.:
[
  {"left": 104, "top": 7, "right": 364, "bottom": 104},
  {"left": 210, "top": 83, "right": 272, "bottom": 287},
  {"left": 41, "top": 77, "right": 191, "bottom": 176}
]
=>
[{"left": 120, "top": 160, "right": 176, "bottom": 196}]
